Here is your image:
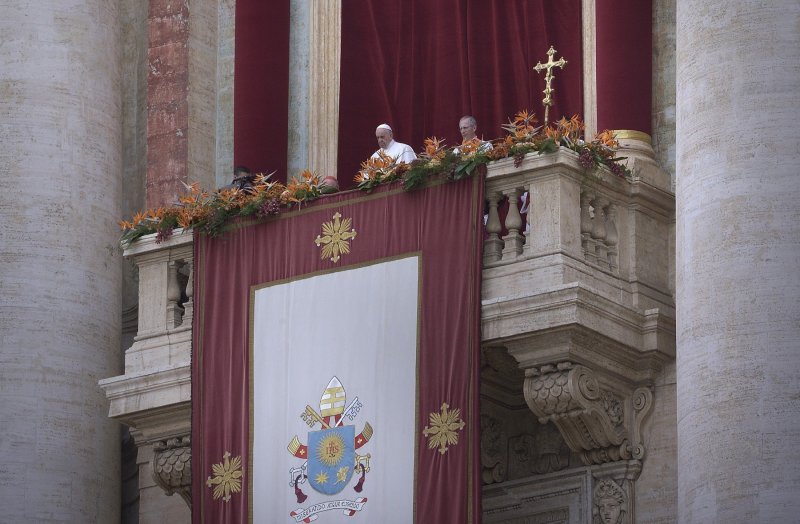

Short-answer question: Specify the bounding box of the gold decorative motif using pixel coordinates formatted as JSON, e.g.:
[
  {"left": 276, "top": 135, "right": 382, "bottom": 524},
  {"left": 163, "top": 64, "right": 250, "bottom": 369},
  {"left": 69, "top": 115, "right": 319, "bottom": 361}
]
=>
[
  {"left": 336, "top": 465, "right": 350, "bottom": 483},
  {"left": 533, "top": 45, "right": 568, "bottom": 126},
  {"left": 317, "top": 433, "right": 346, "bottom": 466},
  {"left": 206, "top": 451, "right": 243, "bottom": 502},
  {"left": 314, "top": 212, "right": 357, "bottom": 263},
  {"left": 422, "top": 402, "right": 466, "bottom": 455}
]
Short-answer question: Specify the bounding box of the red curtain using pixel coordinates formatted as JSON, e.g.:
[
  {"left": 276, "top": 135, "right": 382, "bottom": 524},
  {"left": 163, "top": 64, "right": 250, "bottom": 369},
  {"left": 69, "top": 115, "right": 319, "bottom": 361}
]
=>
[
  {"left": 338, "top": 0, "right": 583, "bottom": 188},
  {"left": 192, "top": 176, "right": 484, "bottom": 523},
  {"left": 596, "top": 0, "right": 652, "bottom": 134},
  {"left": 234, "top": 0, "right": 290, "bottom": 182}
]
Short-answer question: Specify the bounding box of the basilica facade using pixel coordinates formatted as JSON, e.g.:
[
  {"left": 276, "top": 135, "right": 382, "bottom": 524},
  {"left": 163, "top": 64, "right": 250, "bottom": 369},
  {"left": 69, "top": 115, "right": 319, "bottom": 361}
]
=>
[{"left": 0, "top": 1, "right": 798, "bottom": 523}]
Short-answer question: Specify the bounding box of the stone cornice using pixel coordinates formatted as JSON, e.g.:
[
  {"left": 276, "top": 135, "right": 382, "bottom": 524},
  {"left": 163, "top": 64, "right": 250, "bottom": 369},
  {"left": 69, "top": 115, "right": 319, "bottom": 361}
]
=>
[
  {"left": 482, "top": 282, "right": 675, "bottom": 381},
  {"left": 122, "top": 228, "right": 193, "bottom": 258},
  {"left": 99, "top": 364, "right": 191, "bottom": 441}
]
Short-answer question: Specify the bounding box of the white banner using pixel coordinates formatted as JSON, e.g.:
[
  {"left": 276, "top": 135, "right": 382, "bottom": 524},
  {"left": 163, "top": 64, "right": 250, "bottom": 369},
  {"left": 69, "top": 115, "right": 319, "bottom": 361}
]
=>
[{"left": 251, "top": 256, "right": 420, "bottom": 523}]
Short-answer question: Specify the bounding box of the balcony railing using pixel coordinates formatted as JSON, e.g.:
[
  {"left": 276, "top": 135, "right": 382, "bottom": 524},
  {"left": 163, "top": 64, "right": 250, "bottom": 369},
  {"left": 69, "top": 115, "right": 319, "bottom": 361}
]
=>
[{"left": 100, "top": 145, "right": 675, "bottom": 517}]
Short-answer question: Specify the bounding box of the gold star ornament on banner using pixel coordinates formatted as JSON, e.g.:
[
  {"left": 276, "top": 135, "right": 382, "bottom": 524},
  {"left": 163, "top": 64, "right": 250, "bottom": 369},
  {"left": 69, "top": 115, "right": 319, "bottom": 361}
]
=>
[
  {"left": 422, "top": 402, "right": 466, "bottom": 455},
  {"left": 206, "top": 451, "right": 243, "bottom": 502},
  {"left": 315, "top": 212, "right": 357, "bottom": 263}
]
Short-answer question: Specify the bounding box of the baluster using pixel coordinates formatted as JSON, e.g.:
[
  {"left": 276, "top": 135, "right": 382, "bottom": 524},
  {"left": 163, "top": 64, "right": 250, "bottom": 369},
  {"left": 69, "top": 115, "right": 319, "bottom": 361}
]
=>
[
  {"left": 166, "top": 260, "right": 183, "bottom": 329},
  {"left": 580, "top": 193, "right": 593, "bottom": 260},
  {"left": 605, "top": 204, "right": 619, "bottom": 272},
  {"left": 484, "top": 191, "right": 504, "bottom": 263},
  {"left": 502, "top": 188, "right": 525, "bottom": 258},
  {"left": 520, "top": 189, "right": 531, "bottom": 239},
  {"left": 592, "top": 197, "right": 609, "bottom": 268},
  {"left": 182, "top": 260, "right": 194, "bottom": 327}
]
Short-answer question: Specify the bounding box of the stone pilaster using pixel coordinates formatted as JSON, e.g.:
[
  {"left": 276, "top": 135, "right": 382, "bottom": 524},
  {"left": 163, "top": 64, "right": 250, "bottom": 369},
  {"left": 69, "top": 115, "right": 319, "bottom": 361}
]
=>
[
  {"left": 307, "top": 0, "right": 341, "bottom": 179},
  {"left": 147, "top": 0, "right": 189, "bottom": 207},
  {"left": 215, "top": 0, "right": 236, "bottom": 188},
  {"left": 188, "top": 0, "right": 222, "bottom": 191},
  {"left": 581, "top": 0, "right": 597, "bottom": 138},
  {"left": 652, "top": 0, "right": 676, "bottom": 190},
  {"left": 676, "top": 1, "right": 800, "bottom": 521},
  {"left": 287, "top": 0, "right": 311, "bottom": 177}
]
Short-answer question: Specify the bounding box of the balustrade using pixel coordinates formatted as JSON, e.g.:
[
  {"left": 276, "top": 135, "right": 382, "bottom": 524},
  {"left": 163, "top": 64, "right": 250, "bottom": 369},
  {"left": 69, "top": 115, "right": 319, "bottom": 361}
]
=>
[
  {"left": 100, "top": 146, "right": 675, "bottom": 518},
  {"left": 483, "top": 150, "right": 636, "bottom": 277},
  {"left": 102, "top": 146, "right": 675, "bottom": 442},
  {"left": 99, "top": 230, "right": 193, "bottom": 452}
]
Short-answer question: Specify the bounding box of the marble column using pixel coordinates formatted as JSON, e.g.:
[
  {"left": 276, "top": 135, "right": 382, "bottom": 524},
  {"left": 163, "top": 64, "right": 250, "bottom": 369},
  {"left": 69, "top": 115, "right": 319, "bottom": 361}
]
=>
[
  {"left": 676, "top": 1, "right": 800, "bottom": 521},
  {"left": 0, "top": 0, "right": 122, "bottom": 521}
]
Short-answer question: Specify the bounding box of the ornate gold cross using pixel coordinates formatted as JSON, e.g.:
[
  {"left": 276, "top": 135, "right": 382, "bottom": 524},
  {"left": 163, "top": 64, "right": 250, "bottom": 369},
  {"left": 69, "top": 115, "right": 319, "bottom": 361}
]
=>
[{"left": 533, "top": 46, "right": 568, "bottom": 126}]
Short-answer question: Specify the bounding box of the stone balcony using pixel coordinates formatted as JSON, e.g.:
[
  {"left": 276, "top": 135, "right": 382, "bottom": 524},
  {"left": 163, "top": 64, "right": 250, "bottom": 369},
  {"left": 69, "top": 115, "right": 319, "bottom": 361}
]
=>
[{"left": 100, "top": 143, "right": 675, "bottom": 522}]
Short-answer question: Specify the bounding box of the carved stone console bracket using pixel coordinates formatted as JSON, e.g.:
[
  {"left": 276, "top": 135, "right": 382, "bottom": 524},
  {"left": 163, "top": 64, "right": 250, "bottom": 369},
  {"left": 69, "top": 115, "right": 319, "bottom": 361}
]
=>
[
  {"left": 152, "top": 435, "right": 192, "bottom": 508},
  {"left": 523, "top": 362, "right": 653, "bottom": 466}
]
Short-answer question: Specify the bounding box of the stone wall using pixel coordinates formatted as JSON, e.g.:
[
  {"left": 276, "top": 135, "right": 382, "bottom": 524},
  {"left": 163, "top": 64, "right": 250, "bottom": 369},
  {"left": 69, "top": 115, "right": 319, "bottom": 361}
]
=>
[{"left": 0, "top": 1, "right": 124, "bottom": 520}]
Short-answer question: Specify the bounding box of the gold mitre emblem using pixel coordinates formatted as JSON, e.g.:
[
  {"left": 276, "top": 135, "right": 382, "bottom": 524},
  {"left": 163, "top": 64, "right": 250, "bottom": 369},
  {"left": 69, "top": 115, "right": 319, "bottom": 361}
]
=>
[{"left": 319, "top": 376, "right": 346, "bottom": 419}]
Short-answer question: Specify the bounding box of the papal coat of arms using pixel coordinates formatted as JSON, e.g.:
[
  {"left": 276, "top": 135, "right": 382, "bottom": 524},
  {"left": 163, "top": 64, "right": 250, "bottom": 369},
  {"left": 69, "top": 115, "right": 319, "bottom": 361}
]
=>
[{"left": 286, "top": 377, "right": 373, "bottom": 522}]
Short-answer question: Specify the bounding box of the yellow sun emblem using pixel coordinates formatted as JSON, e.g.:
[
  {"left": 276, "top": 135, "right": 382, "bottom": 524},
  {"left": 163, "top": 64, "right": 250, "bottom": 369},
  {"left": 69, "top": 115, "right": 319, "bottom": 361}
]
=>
[
  {"left": 422, "top": 402, "right": 466, "bottom": 455},
  {"left": 316, "top": 433, "right": 346, "bottom": 466},
  {"left": 206, "top": 451, "right": 243, "bottom": 502},
  {"left": 314, "top": 212, "right": 357, "bottom": 263}
]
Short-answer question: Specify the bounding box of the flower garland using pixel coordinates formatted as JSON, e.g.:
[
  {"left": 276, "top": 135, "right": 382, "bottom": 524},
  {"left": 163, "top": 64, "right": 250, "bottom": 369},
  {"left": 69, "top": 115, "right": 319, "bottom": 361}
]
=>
[
  {"left": 118, "top": 111, "right": 630, "bottom": 247},
  {"left": 118, "top": 171, "right": 324, "bottom": 247}
]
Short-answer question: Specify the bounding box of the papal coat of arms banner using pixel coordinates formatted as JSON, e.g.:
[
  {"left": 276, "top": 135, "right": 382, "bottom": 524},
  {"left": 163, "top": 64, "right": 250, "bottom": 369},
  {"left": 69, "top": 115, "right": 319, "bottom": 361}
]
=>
[{"left": 192, "top": 176, "right": 484, "bottom": 523}]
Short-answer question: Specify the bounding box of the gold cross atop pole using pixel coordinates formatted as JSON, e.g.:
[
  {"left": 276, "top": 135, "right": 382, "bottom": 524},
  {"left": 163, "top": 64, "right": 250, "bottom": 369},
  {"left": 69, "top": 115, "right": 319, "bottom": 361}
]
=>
[{"left": 533, "top": 46, "right": 567, "bottom": 127}]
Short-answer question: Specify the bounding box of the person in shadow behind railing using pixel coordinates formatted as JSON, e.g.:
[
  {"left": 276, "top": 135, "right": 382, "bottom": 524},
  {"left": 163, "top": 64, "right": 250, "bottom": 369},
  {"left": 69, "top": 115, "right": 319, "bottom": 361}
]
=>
[{"left": 219, "top": 165, "right": 255, "bottom": 192}]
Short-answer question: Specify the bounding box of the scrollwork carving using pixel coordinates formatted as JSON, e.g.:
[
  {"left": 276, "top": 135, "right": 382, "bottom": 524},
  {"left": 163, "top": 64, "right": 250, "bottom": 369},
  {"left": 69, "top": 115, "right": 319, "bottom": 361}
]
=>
[
  {"left": 524, "top": 363, "right": 628, "bottom": 465},
  {"left": 152, "top": 435, "right": 192, "bottom": 507},
  {"left": 601, "top": 391, "right": 624, "bottom": 427},
  {"left": 523, "top": 363, "right": 654, "bottom": 468},
  {"left": 480, "top": 415, "right": 507, "bottom": 484},
  {"left": 630, "top": 386, "right": 653, "bottom": 460},
  {"left": 509, "top": 426, "right": 571, "bottom": 477}
]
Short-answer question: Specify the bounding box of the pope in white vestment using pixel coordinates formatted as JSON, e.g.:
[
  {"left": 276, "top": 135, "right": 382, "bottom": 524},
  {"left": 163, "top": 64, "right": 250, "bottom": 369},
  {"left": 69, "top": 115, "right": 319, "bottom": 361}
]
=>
[{"left": 372, "top": 123, "right": 417, "bottom": 164}]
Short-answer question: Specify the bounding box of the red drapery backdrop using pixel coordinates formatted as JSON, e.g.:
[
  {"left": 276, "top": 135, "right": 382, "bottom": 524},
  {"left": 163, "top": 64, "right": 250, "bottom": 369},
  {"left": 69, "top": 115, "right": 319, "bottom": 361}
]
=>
[
  {"left": 192, "top": 176, "right": 484, "bottom": 523},
  {"left": 337, "top": 0, "right": 583, "bottom": 189},
  {"left": 596, "top": 0, "right": 652, "bottom": 134},
  {"left": 234, "top": 0, "right": 290, "bottom": 182}
]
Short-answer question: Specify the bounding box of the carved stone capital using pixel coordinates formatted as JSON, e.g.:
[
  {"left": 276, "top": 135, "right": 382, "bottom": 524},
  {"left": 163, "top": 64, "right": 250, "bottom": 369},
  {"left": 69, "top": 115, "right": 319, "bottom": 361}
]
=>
[
  {"left": 591, "top": 477, "right": 629, "bottom": 524},
  {"left": 589, "top": 460, "right": 642, "bottom": 524},
  {"left": 152, "top": 435, "right": 192, "bottom": 508},
  {"left": 523, "top": 363, "right": 653, "bottom": 466}
]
